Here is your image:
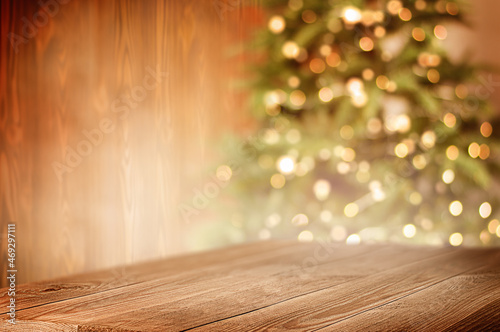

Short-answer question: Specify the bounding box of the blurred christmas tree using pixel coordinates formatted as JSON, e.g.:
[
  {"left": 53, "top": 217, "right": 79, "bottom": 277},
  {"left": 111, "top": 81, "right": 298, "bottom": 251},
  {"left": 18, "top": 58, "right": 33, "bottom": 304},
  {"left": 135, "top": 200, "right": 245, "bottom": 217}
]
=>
[{"left": 204, "top": 0, "right": 500, "bottom": 247}]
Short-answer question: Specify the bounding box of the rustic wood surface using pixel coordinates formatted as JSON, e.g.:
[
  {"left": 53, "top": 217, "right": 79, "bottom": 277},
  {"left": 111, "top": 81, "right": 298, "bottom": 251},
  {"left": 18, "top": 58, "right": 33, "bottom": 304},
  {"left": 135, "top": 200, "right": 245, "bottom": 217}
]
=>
[{"left": 1, "top": 240, "right": 499, "bottom": 331}]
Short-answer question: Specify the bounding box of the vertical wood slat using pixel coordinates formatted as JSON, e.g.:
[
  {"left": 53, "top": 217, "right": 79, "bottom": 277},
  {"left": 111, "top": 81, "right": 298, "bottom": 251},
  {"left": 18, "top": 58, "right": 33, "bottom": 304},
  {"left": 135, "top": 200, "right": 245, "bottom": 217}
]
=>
[{"left": 0, "top": 0, "right": 263, "bottom": 287}]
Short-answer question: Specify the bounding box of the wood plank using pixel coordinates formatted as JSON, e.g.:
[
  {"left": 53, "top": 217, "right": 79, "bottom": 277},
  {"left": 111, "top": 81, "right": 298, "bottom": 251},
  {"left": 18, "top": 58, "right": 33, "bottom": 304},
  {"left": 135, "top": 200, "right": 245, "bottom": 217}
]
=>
[
  {"left": 2, "top": 243, "right": 499, "bottom": 331},
  {"left": 0, "top": 320, "right": 78, "bottom": 332},
  {"left": 185, "top": 248, "right": 499, "bottom": 331},
  {"left": 320, "top": 257, "right": 500, "bottom": 331},
  {"left": 7, "top": 244, "right": 445, "bottom": 331},
  {"left": 92, "top": 245, "right": 447, "bottom": 331},
  {"left": 0, "top": 240, "right": 296, "bottom": 313}
]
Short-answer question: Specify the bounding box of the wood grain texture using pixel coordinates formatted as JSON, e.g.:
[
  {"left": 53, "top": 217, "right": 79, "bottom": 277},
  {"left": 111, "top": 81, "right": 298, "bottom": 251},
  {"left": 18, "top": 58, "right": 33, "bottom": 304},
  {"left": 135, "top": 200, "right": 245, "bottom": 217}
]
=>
[
  {"left": 1, "top": 241, "right": 499, "bottom": 331},
  {"left": 0, "top": 0, "right": 261, "bottom": 287},
  {"left": 325, "top": 263, "right": 500, "bottom": 331},
  {"left": 1, "top": 0, "right": 500, "bottom": 294}
]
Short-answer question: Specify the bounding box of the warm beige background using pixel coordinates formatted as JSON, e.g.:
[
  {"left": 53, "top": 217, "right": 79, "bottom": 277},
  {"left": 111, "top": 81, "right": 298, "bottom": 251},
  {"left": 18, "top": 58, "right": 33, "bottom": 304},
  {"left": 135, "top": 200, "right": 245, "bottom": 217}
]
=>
[{"left": 1, "top": 0, "right": 499, "bottom": 287}]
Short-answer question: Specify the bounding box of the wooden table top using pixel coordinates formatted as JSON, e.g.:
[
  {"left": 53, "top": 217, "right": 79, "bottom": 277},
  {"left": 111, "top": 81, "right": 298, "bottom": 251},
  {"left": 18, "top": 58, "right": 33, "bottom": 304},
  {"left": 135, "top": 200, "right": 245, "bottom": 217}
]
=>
[{"left": 1, "top": 240, "right": 500, "bottom": 331}]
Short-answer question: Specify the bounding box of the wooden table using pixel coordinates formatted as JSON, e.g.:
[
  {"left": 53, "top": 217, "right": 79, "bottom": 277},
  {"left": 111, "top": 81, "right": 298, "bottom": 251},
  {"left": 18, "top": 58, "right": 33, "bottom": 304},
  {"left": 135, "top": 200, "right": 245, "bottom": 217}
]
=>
[{"left": 1, "top": 240, "right": 500, "bottom": 331}]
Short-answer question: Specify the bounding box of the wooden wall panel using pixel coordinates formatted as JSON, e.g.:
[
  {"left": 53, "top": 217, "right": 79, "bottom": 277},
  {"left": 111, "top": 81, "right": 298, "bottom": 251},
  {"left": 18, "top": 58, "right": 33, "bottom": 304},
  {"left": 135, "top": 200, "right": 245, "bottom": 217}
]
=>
[{"left": 1, "top": 0, "right": 262, "bottom": 286}]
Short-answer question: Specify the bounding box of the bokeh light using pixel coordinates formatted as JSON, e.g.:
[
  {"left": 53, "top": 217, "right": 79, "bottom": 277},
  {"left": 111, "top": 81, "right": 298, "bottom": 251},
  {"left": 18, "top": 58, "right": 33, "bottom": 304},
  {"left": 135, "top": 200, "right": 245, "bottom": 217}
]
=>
[
  {"left": 479, "top": 202, "right": 492, "bottom": 219},
  {"left": 403, "top": 224, "right": 417, "bottom": 238},
  {"left": 344, "top": 203, "right": 359, "bottom": 217},
  {"left": 449, "top": 200, "right": 463, "bottom": 216},
  {"left": 268, "top": 15, "right": 286, "bottom": 34},
  {"left": 449, "top": 232, "right": 463, "bottom": 246}
]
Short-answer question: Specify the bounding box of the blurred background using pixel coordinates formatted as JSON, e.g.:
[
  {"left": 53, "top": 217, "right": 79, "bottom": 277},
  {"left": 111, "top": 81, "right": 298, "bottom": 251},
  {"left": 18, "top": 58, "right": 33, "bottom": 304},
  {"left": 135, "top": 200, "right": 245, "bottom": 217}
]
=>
[{"left": 1, "top": 0, "right": 499, "bottom": 287}]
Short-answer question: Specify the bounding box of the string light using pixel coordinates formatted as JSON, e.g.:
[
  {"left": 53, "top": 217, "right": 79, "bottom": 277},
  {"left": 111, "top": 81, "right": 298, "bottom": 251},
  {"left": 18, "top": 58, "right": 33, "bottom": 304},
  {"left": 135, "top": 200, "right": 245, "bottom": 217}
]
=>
[
  {"left": 427, "top": 69, "right": 440, "bottom": 83},
  {"left": 434, "top": 25, "right": 447, "bottom": 40},
  {"left": 403, "top": 224, "right": 416, "bottom": 238},
  {"left": 480, "top": 122, "right": 493, "bottom": 137},
  {"left": 449, "top": 200, "right": 463, "bottom": 216},
  {"left": 479, "top": 202, "right": 492, "bottom": 219},
  {"left": 449, "top": 232, "right": 463, "bottom": 246},
  {"left": 268, "top": 16, "right": 286, "bottom": 34},
  {"left": 289, "top": 90, "right": 306, "bottom": 107},
  {"left": 488, "top": 219, "right": 499, "bottom": 234},
  {"left": 374, "top": 26, "right": 386, "bottom": 38},
  {"left": 468, "top": 142, "right": 480, "bottom": 158},
  {"left": 310, "top": 58, "right": 326, "bottom": 73},
  {"left": 319, "top": 87, "right": 334, "bottom": 102},
  {"left": 442, "top": 169, "right": 455, "bottom": 184},
  {"left": 282, "top": 41, "right": 300, "bottom": 59},
  {"left": 479, "top": 144, "right": 490, "bottom": 160},
  {"left": 412, "top": 154, "right": 427, "bottom": 169},
  {"left": 446, "top": 145, "right": 459, "bottom": 160},
  {"left": 270, "top": 173, "right": 286, "bottom": 189},
  {"left": 342, "top": 7, "right": 362, "bottom": 24},
  {"left": 418, "top": 53, "right": 441, "bottom": 67},
  {"left": 277, "top": 156, "right": 295, "bottom": 174},
  {"left": 359, "top": 37, "right": 374, "bottom": 51},
  {"left": 395, "top": 143, "right": 409, "bottom": 158},
  {"left": 346, "top": 78, "right": 367, "bottom": 107},
  {"left": 398, "top": 8, "right": 412, "bottom": 21},
  {"left": 370, "top": 187, "right": 386, "bottom": 202},
  {"left": 376, "top": 75, "right": 389, "bottom": 90},
  {"left": 443, "top": 113, "right": 456, "bottom": 128},
  {"left": 346, "top": 234, "right": 361, "bottom": 245},
  {"left": 341, "top": 147, "right": 356, "bottom": 162},
  {"left": 319, "top": 44, "right": 332, "bottom": 57},
  {"left": 344, "top": 203, "right": 359, "bottom": 217},
  {"left": 326, "top": 52, "right": 341, "bottom": 67},
  {"left": 421, "top": 130, "right": 436, "bottom": 149},
  {"left": 412, "top": 27, "right": 425, "bottom": 41},
  {"left": 313, "top": 179, "right": 331, "bottom": 201},
  {"left": 288, "top": 76, "right": 300, "bottom": 88},
  {"left": 362, "top": 68, "right": 374, "bottom": 80},
  {"left": 298, "top": 230, "right": 314, "bottom": 242}
]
